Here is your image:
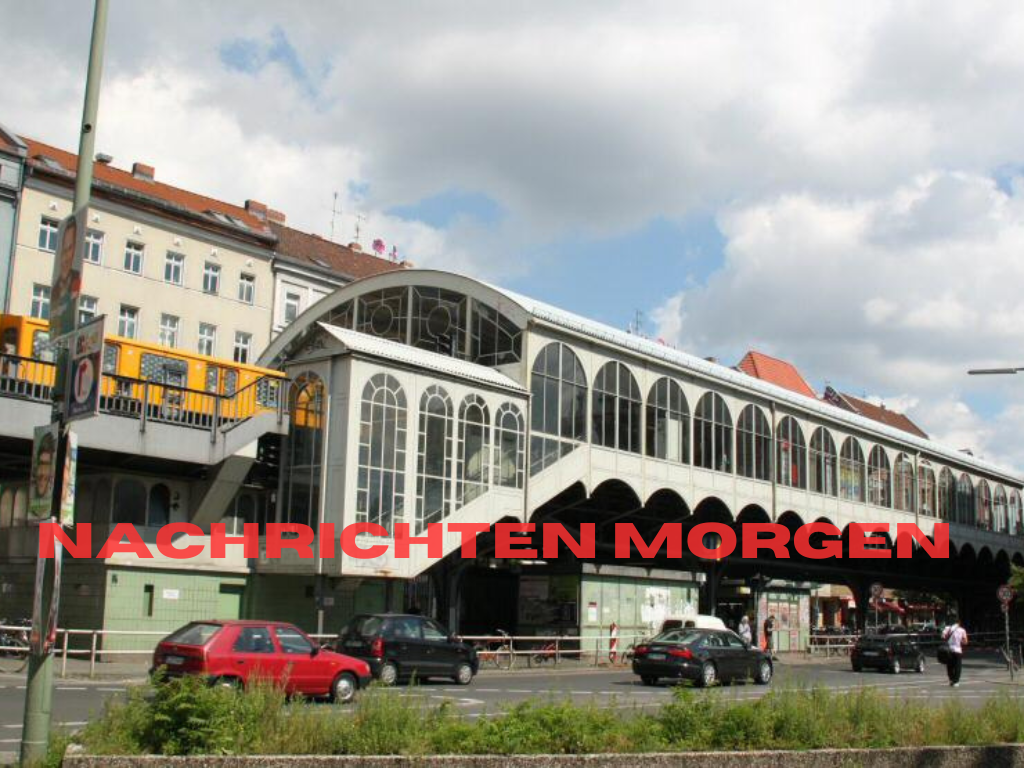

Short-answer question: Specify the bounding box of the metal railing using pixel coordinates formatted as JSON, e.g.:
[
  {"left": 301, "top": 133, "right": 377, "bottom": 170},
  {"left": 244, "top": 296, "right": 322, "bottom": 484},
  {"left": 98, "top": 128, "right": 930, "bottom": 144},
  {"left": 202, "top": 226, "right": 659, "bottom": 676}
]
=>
[
  {"left": 808, "top": 629, "right": 1022, "bottom": 656},
  {"left": 0, "top": 352, "right": 287, "bottom": 439}
]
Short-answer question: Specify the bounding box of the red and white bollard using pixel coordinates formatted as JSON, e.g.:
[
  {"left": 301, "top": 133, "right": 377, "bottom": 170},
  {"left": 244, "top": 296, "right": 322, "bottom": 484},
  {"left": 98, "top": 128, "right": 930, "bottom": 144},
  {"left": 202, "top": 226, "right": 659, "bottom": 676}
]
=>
[{"left": 609, "top": 622, "right": 619, "bottom": 664}]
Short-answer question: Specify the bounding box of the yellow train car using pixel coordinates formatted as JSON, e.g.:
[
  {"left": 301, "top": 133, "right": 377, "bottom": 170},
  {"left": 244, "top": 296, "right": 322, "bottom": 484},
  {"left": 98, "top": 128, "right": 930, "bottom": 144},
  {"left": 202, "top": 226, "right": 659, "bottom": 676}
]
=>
[{"left": 0, "top": 314, "right": 286, "bottom": 425}]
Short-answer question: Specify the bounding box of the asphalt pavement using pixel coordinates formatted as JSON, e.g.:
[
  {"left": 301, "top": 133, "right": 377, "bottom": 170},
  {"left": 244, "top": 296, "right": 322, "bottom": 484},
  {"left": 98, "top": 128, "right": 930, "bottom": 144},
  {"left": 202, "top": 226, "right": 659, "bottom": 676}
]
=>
[{"left": 1, "top": 655, "right": 1021, "bottom": 764}]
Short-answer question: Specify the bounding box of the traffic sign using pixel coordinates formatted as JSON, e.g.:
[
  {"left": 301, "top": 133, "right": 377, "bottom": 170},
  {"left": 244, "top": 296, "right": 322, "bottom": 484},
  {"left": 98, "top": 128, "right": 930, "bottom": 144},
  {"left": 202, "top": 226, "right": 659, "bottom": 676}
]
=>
[
  {"left": 870, "top": 582, "right": 884, "bottom": 599},
  {"left": 997, "top": 584, "right": 1015, "bottom": 605},
  {"left": 66, "top": 315, "right": 104, "bottom": 423}
]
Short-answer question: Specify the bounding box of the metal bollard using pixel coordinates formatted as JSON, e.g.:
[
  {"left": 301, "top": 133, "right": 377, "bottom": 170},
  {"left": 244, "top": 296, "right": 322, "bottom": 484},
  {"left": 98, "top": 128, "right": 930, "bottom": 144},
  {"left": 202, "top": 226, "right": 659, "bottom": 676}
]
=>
[
  {"left": 60, "top": 631, "right": 69, "bottom": 678},
  {"left": 89, "top": 631, "right": 98, "bottom": 678}
]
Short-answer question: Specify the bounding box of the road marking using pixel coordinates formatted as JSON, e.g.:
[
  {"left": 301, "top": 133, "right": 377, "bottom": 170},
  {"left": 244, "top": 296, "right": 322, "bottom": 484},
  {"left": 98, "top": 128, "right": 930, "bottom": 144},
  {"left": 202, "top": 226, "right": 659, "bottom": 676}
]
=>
[
  {"left": 97, "top": 687, "right": 125, "bottom": 692},
  {"left": 57, "top": 686, "right": 86, "bottom": 691}
]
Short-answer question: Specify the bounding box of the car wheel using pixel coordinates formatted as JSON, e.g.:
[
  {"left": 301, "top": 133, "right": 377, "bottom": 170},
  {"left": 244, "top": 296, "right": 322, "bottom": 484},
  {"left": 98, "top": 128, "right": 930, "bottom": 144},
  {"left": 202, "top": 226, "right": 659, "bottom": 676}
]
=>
[
  {"left": 214, "top": 676, "right": 241, "bottom": 690},
  {"left": 379, "top": 662, "right": 399, "bottom": 686},
  {"left": 755, "top": 659, "right": 773, "bottom": 685},
  {"left": 640, "top": 675, "right": 658, "bottom": 686},
  {"left": 916, "top": 657, "right": 925, "bottom": 674},
  {"left": 453, "top": 662, "right": 474, "bottom": 686},
  {"left": 697, "top": 661, "right": 717, "bottom": 688},
  {"left": 332, "top": 672, "right": 357, "bottom": 704},
  {"left": 891, "top": 659, "right": 901, "bottom": 675}
]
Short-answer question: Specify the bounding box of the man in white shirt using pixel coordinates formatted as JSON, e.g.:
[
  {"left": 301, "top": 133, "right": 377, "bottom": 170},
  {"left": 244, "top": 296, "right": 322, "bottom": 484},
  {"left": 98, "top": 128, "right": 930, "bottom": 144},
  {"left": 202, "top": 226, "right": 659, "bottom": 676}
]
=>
[{"left": 942, "top": 614, "right": 968, "bottom": 687}]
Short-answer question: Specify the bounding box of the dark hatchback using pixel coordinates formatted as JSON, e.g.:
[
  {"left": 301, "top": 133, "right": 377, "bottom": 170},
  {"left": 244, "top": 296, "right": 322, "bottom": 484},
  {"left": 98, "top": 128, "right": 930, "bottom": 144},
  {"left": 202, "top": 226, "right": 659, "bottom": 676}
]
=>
[
  {"left": 333, "top": 613, "right": 479, "bottom": 685},
  {"left": 851, "top": 635, "right": 925, "bottom": 674},
  {"left": 632, "top": 628, "right": 773, "bottom": 687}
]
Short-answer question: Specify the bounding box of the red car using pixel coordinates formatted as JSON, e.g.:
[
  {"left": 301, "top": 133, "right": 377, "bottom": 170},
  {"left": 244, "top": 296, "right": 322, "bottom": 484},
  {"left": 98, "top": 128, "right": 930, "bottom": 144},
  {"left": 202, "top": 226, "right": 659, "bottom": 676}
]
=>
[{"left": 151, "top": 620, "right": 371, "bottom": 703}]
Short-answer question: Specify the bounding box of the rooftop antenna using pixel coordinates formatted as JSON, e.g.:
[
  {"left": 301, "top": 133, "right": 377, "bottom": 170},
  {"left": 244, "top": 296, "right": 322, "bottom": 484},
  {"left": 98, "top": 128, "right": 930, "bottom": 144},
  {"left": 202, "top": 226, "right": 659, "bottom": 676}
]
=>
[
  {"left": 628, "top": 309, "right": 645, "bottom": 337},
  {"left": 354, "top": 212, "right": 366, "bottom": 243},
  {"left": 329, "top": 191, "right": 342, "bottom": 242}
]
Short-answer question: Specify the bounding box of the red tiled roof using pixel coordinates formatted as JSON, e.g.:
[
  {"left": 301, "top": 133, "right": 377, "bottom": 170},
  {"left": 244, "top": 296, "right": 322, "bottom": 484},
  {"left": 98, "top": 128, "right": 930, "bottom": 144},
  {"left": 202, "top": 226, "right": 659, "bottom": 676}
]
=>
[
  {"left": 21, "top": 136, "right": 272, "bottom": 237},
  {"left": 832, "top": 391, "right": 929, "bottom": 439},
  {"left": 270, "top": 222, "right": 407, "bottom": 282},
  {"left": 736, "top": 350, "right": 817, "bottom": 399}
]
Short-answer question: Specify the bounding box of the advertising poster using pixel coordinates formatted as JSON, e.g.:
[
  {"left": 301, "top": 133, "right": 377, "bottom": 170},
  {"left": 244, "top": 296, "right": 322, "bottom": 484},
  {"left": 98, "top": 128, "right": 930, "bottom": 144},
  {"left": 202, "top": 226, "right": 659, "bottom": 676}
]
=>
[
  {"left": 29, "top": 423, "right": 59, "bottom": 522},
  {"left": 60, "top": 430, "right": 78, "bottom": 526}
]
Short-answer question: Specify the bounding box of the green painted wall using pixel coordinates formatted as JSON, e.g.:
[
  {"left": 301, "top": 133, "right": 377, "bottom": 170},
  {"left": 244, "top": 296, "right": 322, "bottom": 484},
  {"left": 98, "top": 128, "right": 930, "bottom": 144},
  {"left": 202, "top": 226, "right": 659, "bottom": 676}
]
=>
[
  {"left": 580, "top": 574, "right": 698, "bottom": 647},
  {"left": 248, "top": 575, "right": 399, "bottom": 636}
]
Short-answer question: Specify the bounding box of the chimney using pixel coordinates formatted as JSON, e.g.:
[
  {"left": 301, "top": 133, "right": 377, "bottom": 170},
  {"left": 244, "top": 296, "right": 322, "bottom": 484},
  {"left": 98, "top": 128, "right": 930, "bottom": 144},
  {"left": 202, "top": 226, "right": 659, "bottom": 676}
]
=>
[
  {"left": 245, "top": 199, "right": 268, "bottom": 220},
  {"left": 95, "top": 153, "right": 113, "bottom": 165},
  {"left": 399, "top": 259, "right": 415, "bottom": 269},
  {"left": 348, "top": 241, "right": 363, "bottom": 252},
  {"left": 132, "top": 162, "right": 155, "bottom": 181},
  {"left": 267, "top": 209, "right": 286, "bottom": 224}
]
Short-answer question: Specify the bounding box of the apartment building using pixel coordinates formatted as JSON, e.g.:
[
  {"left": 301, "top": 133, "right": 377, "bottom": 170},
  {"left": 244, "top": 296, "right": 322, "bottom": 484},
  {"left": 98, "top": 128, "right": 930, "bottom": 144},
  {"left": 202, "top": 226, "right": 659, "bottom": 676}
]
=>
[{"left": 0, "top": 124, "right": 26, "bottom": 313}]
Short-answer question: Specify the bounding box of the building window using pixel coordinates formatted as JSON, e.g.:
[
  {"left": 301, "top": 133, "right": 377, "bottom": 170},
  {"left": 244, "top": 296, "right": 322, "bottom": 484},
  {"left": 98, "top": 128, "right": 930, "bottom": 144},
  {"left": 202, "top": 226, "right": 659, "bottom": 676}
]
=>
[
  {"left": 30, "top": 284, "right": 50, "bottom": 319},
  {"left": 233, "top": 331, "right": 252, "bottom": 363},
  {"left": 238, "top": 273, "right": 255, "bottom": 304},
  {"left": 694, "top": 392, "right": 732, "bottom": 472},
  {"left": 993, "top": 485, "right": 1008, "bottom": 533},
  {"left": 839, "top": 438, "right": 865, "bottom": 501},
  {"left": 646, "top": 378, "right": 689, "bottom": 464},
  {"left": 148, "top": 484, "right": 171, "bottom": 527},
  {"left": 284, "top": 374, "right": 325, "bottom": 529},
  {"left": 203, "top": 262, "right": 220, "bottom": 294},
  {"left": 159, "top": 314, "right": 180, "bottom": 348},
  {"left": 494, "top": 402, "right": 525, "bottom": 489},
  {"left": 530, "top": 342, "right": 587, "bottom": 475},
  {"left": 1010, "top": 491, "right": 1022, "bottom": 536},
  {"left": 123, "top": 241, "right": 144, "bottom": 274},
  {"left": 416, "top": 386, "right": 452, "bottom": 533},
  {"left": 976, "top": 479, "right": 992, "bottom": 530},
  {"left": 892, "top": 454, "right": 915, "bottom": 512},
  {"left": 164, "top": 252, "right": 184, "bottom": 285},
  {"left": 38, "top": 217, "right": 59, "bottom": 252},
  {"left": 867, "top": 446, "right": 891, "bottom": 508},
  {"left": 592, "top": 362, "right": 641, "bottom": 453},
  {"left": 458, "top": 394, "right": 490, "bottom": 507},
  {"left": 356, "top": 373, "right": 406, "bottom": 531},
  {"left": 809, "top": 427, "right": 837, "bottom": 496},
  {"left": 955, "top": 473, "right": 974, "bottom": 525},
  {"left": 78, "top": 295, "right": 98, "bottom": 325},
  {"left": 84, "top": 229, "right": 104, "bottom": 264},
  {"left": 198, "top": 323, "right": 216, "bottom": 357},
  {"left": 112, "top": 478, "right": 146, "bottom": 525},
  {"left": 357, "top": 287, "right": 407, "bottom": 343},
  {"left": 937, "top": 468, "right": 954, "bottom": 520},
  {"left": 118, "top": 305, "right": 139, "bottom": 339},
  {"left": 918, "top": 462, "right": 937, "bottom": 517},
  {"left": 775, "top": 416, "right": 806, "bottom": 489},
  {"left": 736, "top": 404, "right": 771, "bottom": 481},
  {"left": 284, "top": 291, "right": 301, "bottom": 324}
]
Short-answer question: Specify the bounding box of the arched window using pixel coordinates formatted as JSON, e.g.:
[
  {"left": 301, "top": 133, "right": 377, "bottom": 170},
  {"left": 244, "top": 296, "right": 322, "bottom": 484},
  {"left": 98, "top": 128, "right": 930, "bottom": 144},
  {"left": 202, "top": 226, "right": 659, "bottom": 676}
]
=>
[
  {"left": 417, "top": 386, "right": 453, "bottom": 533},
  {"left": 646, "top": 378, "right": 689, "bottom": 463},
  {"left": 694, "top": 393, "right": 732, "bottom": 472},
  {"left": 148, "top": 483, "right": 171, "bottom": 527},
  {"left": 736, "top": 405, "right": 771, "bottom": 481},
  {"left": 530, "top": 343, "right": 587, "bottom": 474},
  {"left": 592, "top": 362, "right": 641, "bottom": 453},
  {"left": 13, "top": 488, "right": 27, "bottom": 526},
  {"left": 93, "top": 480, "right": 112, "bottom": 524},
  {"left": 937, "top": 468, "right": 954, "bottom": 520},
  {"left": 976, "top": 480, "right": 992, "bottom": 530},
  {"left": 918, "top": 462, "right": 936, "bottom": 518},
  {"left": 75, "top": 481, "right": 94, "bottom": 525},
  {"left": 494, "top": 403, "right": 525, "bottom": 489},
  {"left": 1011, "top": 491, "right": 1023, "bottom": 536},
  {"left": 867, "top": 447, "right": 891, "bottom": 507},
  {"left": 839, "top": 438, "right": 865, "bottom": 502},
  {"left": 893, "top": 454, "right": 915, "bottom": 513},
  {"left": 356, "top": 373, "right": 407, "bottom": 532},
  {"left": 458, "top": 395, "right": 490, "bottom": 507},
  {"left": 236, "top": 493, "right": 257, "bottom": 536},
  {"left": 955, "top": 474, "right": 974, "bottom": 525},
  {"left": 285, "top": 374, "right": 326, "bottom": 531},
  {"left": 993, "top": 485, "right": 1008, "bottom": 533},
  {"left": 113, "top": 478, "right": 147, "bottom": 526},
  {"left": 0, "top": 489, "right": 12, "bottom": 528},
  {"left": 809, "top": 428, "right": 837, "bottom": 496},
  {"left": 776, "top": 416, "right": 806, "bottom": 489}
]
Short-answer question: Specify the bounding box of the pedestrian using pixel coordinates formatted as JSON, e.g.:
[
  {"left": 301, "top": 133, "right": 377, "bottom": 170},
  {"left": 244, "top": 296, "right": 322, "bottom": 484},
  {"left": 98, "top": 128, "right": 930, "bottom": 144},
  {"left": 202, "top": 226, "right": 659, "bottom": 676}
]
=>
[
  {"left": 738, "top": 615, "right": 752, "bottom": 645},
  {"left": 942, "top": 614, "right": 968, "bottom": 687},
  {"left": 763, "top": 615, "right": 777, "bottom": 659}
]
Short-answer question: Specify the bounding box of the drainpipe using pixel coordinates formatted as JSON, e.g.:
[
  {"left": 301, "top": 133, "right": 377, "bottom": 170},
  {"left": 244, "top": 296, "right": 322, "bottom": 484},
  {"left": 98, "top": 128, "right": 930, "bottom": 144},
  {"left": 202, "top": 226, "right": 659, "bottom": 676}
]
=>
[
  {"left": 770, "top": 401, "right": 777, "bottom": 522},
  {"left": 914, "top": 452, "right": 920, "bottom": 529}
]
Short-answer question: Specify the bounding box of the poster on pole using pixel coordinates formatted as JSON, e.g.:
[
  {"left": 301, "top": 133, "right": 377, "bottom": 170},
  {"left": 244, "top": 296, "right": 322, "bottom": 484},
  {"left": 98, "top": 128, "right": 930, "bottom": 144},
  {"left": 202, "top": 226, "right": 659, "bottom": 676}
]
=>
[
  {"left": 49, "top": 210, "right": 87, "bottom": 342},
  {"left": 60, "top": 430, "right": 77, "bottom": 526},
  {"left": 28, "top": 424, "right": 59, "bottom": 522},
  {"left": 67, "top": 316, "right": 104, "bottom": 423}
]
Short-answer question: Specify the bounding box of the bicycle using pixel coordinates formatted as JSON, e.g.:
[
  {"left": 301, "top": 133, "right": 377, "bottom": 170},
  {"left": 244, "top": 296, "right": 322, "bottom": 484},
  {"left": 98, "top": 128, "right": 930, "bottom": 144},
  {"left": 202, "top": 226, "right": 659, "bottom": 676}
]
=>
[
  {"left": 0, "top": 618, "right": 31, "bottom": 674},
  {"left": 474, "top": 629, "right": 514, "bottom": 670},
  {"left": 528, "top": 638, "right": 559, "bottom": 668}
]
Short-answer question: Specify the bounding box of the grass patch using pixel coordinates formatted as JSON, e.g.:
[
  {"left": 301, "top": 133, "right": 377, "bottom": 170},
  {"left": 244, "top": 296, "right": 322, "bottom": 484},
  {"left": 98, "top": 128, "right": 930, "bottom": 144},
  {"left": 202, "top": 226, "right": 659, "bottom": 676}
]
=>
[{"left": 63, "top": 677, "right": 1024, "bottom": 759}]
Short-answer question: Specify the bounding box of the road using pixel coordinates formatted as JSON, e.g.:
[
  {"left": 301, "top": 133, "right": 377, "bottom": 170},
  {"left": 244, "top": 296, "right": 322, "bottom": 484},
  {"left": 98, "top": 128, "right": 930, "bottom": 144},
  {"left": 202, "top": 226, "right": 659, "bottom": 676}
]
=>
[{"left": 1, "top": 656, "right": 1021, "bottom": 763}]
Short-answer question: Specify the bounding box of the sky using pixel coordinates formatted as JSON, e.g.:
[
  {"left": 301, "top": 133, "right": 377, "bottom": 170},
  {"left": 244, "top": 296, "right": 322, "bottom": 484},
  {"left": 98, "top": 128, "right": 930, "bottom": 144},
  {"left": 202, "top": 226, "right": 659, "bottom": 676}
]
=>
[{"left": 4, "top": 1, "right": 1024, "bottom": 469}]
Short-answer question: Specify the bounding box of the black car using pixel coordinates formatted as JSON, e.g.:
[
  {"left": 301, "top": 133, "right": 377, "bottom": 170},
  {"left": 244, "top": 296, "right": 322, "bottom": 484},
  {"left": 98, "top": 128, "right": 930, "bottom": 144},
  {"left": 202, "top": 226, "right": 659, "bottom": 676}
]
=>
[
  {"left": 334, "top": 613, "right": 478, "bottom": 685},
  {"left": 631, "top": 628, "right": 773, "bottom": 687},
  {"left": 851, "top": 635, "right": 925, "bottom": 674}
]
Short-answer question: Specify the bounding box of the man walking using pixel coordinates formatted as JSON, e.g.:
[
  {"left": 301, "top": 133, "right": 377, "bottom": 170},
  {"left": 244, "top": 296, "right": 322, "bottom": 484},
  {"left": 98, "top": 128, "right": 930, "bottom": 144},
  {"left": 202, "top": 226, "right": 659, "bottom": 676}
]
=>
[
  {"left": 942, "top": 614, "right": 968, "bottom": 687},
  {"left": 763, "top": 615, "right": 777, "bottom": 660}
]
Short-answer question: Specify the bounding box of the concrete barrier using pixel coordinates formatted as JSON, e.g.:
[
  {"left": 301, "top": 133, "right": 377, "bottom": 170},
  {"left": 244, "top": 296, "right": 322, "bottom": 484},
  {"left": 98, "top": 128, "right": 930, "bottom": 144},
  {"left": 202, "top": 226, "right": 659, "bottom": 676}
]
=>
[{"left": 64, "top": 745, "right": 1024, "bottom": 767}]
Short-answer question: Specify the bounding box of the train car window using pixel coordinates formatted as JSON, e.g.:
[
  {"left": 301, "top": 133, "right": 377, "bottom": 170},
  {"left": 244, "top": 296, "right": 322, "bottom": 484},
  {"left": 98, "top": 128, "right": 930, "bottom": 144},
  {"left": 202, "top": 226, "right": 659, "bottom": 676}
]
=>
[
  {"left": 140, "top": 353, "right": 188, "bottom": 382},
  {"left": 2, "top": 328, "right": 17, "bottom": 355},
  {"left": 224, "top": 369, "right": 238, "bottom": 395},
  {"left": 103, "top": 345, "right": 120, "bottom": 374},
  {"left": 205, "top": 365, "right": 219, "bottom": 393},
  {"left": 32, "top": 330, "right": 54, "bottom": 361}
]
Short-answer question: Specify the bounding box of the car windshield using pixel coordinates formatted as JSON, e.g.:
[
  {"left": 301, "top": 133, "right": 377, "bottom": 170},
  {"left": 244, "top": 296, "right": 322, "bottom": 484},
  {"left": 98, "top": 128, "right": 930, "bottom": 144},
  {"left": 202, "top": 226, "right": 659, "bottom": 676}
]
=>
[
  {"left": 651, "top": 629, "right": 702, "bottom": 645},
  {"left": 164, "top": 622, "right": 221, "bottom": 646},
  {"left": 858, "top": 636, "right": 890, "bottom": 647},
  {"left": 344, "top": 616, "right": 384, "bottom": 639}
]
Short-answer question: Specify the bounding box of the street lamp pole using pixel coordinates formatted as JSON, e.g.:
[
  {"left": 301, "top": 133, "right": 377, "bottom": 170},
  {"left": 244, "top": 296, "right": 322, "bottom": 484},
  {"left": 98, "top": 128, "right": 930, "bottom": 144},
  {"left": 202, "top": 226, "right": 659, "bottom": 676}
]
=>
[{"left": 19, "top": 2, "right": 108, "bottom": 764}]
